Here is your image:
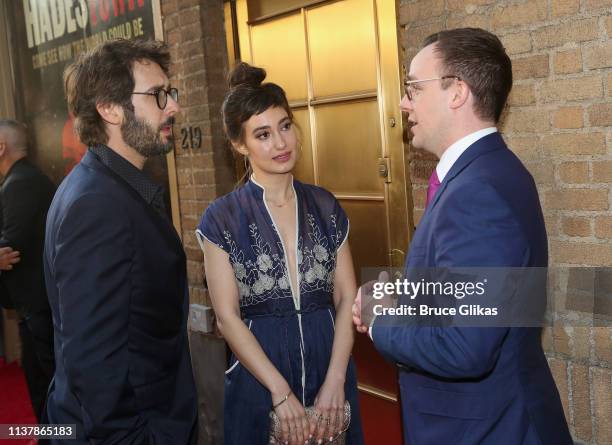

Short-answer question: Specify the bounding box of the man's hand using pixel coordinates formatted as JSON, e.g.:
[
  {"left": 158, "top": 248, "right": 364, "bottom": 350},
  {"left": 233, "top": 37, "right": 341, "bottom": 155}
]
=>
[
  {"left": 352, "top": 271, "right": 390, "bottom": 334},
  {"left": 0, "top": 246, "right": 20, "bottom": 271}
]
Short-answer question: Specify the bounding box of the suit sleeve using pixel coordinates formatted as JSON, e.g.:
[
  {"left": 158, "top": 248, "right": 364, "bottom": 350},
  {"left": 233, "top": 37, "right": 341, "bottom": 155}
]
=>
[
  {"left": 0, "top": 178, "right": 38, "bottom": 250},
  {"left": 372, "top": 181, "right": 528, "bottom": 379},
  {"left": 53, "top": 193, "right": 151, "bottom": 444}
]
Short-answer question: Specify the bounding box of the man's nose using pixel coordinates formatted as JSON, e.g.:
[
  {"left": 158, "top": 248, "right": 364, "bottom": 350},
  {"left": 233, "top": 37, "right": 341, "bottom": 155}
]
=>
[
  {"left": 165, "top": 94, "right": 180, "bottom": 115},
  {"left": 400, "top": 94, "right": 412, "bottom": 113}
]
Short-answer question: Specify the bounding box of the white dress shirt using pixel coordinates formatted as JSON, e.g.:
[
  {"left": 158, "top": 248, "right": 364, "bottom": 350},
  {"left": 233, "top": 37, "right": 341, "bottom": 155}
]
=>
[{"left": 367, "top": 127, "right": 498, "bottom": 339}]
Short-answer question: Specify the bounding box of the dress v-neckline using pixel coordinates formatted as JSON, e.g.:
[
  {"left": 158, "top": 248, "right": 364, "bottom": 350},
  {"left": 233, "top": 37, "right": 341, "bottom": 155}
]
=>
[{"left": 251, "top": 176, "right": 301, "bottom": 310}]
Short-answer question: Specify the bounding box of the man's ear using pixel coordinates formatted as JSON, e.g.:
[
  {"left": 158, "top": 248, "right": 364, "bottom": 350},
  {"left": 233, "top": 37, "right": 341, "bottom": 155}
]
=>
[
  {"left": 96, "top": 102, "right": 124, "bottom": 126},
  {"left": 449, "top": 80, "right": 470, "bottom": 111},
  {"left": 0, "top": 141, "right": 6, "bottom": 157}
]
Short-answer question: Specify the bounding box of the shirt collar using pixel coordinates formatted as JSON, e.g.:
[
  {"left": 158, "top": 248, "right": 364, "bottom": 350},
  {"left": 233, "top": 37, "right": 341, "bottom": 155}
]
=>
[
  {"left": 89, "top": 144, "right": 163, "bottom": 206},
  {"left": 436, "top": 127, "right": 497, "bottom": 182}
]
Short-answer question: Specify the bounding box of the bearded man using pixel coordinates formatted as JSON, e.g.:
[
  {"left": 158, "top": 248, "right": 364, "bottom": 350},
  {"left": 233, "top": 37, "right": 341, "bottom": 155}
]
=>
[{"left": 42, "top": 39, "right": 197, "bottom": 444}]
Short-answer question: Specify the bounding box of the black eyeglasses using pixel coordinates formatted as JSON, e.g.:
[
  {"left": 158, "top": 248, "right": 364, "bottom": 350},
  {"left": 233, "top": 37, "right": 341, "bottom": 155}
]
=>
[
  {"left": 132, "top": 87, "right": 179, "bottom": 109},
  {"left": 404, "top": 76, "right": 461, "bottom": 101}
]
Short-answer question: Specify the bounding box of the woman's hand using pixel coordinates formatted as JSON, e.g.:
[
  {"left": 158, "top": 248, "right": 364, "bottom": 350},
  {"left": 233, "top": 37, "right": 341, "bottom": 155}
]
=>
[
  {"left": 311, "top": 375, "right": 346, "bottom": 444},
  {"left": 272, "top": 389, "right": 311, "bottom": 445}
]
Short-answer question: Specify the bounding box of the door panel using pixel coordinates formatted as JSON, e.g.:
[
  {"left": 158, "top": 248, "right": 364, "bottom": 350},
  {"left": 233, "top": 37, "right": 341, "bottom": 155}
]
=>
[
  {"left": 234, "top": 1, "right": 411, "bottom": 443},
  {"left": 306, "top": 0, "right": 378, "bottom": 97},
  {"left": 314, "top": 100, "right": 383, "bottom": 196},
  {"left": 250, "top": 12, "right": 308, "bottom": 102}
]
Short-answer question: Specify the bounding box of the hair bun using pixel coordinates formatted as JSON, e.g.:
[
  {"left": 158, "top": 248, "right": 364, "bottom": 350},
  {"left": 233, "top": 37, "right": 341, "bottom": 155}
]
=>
[{"left": 228, "top": 62, "right": 266, "bottom": 88}]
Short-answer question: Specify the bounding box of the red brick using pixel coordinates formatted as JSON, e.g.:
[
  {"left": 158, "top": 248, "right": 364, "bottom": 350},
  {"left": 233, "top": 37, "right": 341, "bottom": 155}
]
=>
[
  {"left": 552, "top": 325, "right": 571, "bottom": 356},
  {"left": 447, "top": 0, "right": 495, "bottom": 11},
  {"left": 551, "top": 241, "right": 612, "bottom": 266},
  {"left": 399, "top": 0, "right": 445, "bottom": 25},
  {"left": 552, "top": 106, "right": 584, "bottom": 129},
  {"left": 491, "top": 0, "right": 547, "bottom": 29},
  {"left": 572, "top": 326, "right": 592, "bottom": 361},
  {"left": 542, "top": 132, "right": 605, "bottom": 156},
  {"left": 562, "top": 216, "right": 592, "bottom": 237},
  {"left": 584, "top": 0, "right": 612, "bottom": 10},
  {"left": 559, "top": 162, "right": 589, "bottom": 184},
  {"left": 594, "top": 327, "right": 612, "bottom": 365},
  {"left": 592, "top": 367, "right": 612, "bottom": 444},
  {"left": 501, "top": 32, "right": 532, "bottom": 55},
  {"left": 593, "top": 161, "right": 612, "bottom": 183},
  {"left": 546, "top": 188, "right": 609, "bottom": 211},
  {"left": 589, "top": 103, "right": 612, "bottom": 127},
  {"left": 506, "top": 136, "right": 541, "bottom": 161},
  {"left": 595, "top": 216, "right": 612, "bottom": 239},
  {"left": 584, "top": 42, "right": 612, "bottom": 70},
  {"left": 541, "top": 75, "right": 603, "bottom": 103},
  {"left": 503, "top": 108, "right": 549, "bottom": 133},
  {"left": 552, "top": 0, "right": 580, "bottom": 17},
  {"left": 508, "top": 83, "right": 536, "bottom": 106},
  {"left": 554, "top": 49, "right": 583, "bottom": 75},
  {"left": 512, "top": 54, "right": 549, "bottom": 80},
  {"left": 401, "top": 20, "right": 445, "bottom": 50},
  {"left": 571, "top": 364, "right": 592, "bottom": 442},
  {"left": 533, "top": 18, "right": 599, "bottom": 50}
]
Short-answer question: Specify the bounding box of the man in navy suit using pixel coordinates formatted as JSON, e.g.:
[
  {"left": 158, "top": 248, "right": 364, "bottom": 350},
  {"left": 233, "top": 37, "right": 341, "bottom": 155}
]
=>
[
  {"left": 353, "top": 28, "right": 571, "bottom": 444},
  {"left": 43, "top": 39, "right": 197, "bottom": 444}
]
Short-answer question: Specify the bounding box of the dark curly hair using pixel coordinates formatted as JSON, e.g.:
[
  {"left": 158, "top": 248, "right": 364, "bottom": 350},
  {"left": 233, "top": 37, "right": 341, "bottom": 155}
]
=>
[{"left": 64, "top": 38, "right": 170, "bottom": 146}]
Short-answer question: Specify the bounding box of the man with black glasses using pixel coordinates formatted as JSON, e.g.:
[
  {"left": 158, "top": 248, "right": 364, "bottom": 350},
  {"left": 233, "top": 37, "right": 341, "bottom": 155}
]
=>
[
  {"left": 43, "top": 39, "right": 197, "bottom": 444},
  {"left": 354, "top": 28, "right": 572, "bottom": 444}
]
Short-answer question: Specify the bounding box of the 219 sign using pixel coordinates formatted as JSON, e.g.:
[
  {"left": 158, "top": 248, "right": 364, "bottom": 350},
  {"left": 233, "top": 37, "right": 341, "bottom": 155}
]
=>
[{"left": 180, "top": 126, "right": 202, "bottom": 150}]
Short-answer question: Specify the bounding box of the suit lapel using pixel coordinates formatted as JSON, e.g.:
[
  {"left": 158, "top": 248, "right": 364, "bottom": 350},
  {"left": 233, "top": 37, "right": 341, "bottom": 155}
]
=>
[
  {"left": 81, "top": 151, "right": 184, "bottom": 253},
  {"left": 427, "top": 132, "right": 506, "bottom": 211}
]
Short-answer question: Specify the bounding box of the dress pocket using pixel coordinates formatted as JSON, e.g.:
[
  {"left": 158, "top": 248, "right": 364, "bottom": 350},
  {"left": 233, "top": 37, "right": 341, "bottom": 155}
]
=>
[{"left": 225, "top": 319, "right": 253, "bottom": 375}]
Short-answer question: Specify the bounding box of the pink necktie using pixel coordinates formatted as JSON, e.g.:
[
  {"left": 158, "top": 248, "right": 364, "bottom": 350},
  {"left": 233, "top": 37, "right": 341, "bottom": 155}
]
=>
[{"left": 426, "top": 169, "right": 441, "bottom": 208}]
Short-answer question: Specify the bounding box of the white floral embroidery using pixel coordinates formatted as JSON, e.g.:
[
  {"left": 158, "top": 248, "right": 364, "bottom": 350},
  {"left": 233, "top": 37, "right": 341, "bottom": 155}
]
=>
[{"left": 223, "top": 214, "right": 343, "bottom": 307}]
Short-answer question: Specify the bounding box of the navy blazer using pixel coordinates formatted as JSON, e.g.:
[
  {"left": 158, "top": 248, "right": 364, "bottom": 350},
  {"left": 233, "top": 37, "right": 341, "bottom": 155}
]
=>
[
  {"left": 43, "top": 151, "right": 197, "bottom": 444},
  {"left": 372, "top": 133, "right": 571, "bottom": 444}
]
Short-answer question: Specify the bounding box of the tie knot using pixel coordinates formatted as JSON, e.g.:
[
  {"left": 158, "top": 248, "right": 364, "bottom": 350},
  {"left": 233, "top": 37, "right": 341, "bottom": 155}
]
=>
[{"left": 428, "top": 169, "right": 441, "bottom": 187}]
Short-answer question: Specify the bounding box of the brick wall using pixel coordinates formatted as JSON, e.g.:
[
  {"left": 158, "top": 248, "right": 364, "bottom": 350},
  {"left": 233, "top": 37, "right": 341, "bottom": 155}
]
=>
[
  {"left": 161, "top": 0, "right": 235, "bottom": 307},
  {"left": 399, "top": 0, "right": 611, "bottom": 443}
]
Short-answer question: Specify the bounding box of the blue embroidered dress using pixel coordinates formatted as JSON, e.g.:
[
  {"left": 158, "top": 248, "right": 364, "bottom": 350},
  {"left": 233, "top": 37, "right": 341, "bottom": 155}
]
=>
[{"left": 196, "top": 177, "right": 363, "bottom": 445}]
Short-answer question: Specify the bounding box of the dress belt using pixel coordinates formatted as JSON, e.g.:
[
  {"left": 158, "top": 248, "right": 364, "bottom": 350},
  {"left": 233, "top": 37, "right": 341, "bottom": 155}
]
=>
[{"left": 242, "top": 302, "right": 333, "bottom": 319}]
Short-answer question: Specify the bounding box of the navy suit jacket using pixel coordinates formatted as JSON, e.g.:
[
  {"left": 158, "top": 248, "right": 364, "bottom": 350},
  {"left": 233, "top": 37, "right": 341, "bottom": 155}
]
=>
[
  {"left": 372, "top": 133, "right": 572, "bottom": 444},
  {"left": 43, "top": 151, "right": 197, "bottom": 444}
]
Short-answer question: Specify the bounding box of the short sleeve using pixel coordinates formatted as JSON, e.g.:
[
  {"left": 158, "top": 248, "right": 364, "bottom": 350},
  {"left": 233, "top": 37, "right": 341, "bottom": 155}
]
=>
[
  {"left": 195, "top": 201, "right": 230, "bottom": 254},
  {"left": 332, "top": 197, "right": 350, "bottom": 251}
]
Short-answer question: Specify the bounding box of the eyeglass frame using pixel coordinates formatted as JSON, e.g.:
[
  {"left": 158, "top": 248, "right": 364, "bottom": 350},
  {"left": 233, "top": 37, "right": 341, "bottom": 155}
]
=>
[
  {"left": 131, "top": 87, "right": 179, "bottom": 110},
  {"left": 403, "top": 76, "right": 461, "bottom": 101}
]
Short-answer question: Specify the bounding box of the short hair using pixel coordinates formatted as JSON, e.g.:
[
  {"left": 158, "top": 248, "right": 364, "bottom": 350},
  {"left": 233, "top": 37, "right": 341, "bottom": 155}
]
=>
[
  {"left": 0, "top": 119, "right": 27, "bottom": 153},
  {"left": 222, "top": 62, "right": 293, "bottom": 143},
  {"left": 423, "top": 28, "right": 512, "bottom": 123},
  {"left": 63, "top": 38, "right": 170, "bottom": 146}
]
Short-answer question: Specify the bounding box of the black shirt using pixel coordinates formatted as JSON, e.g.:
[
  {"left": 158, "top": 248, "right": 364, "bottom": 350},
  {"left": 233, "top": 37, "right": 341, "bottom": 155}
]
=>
[{"left": 89, "top": 144, "right": 167, "bottom": 217}]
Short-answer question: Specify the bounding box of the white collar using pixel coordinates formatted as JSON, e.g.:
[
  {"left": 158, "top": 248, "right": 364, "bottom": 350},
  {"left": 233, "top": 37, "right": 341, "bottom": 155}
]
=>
[{"left": 436, "top": 127, "right": 497, "bottom": 181}]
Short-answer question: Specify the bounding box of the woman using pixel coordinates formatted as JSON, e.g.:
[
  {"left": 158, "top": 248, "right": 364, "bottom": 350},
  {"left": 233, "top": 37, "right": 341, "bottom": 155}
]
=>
[{"left": 196, "top": 63, "right": 364, "bottom": 445}]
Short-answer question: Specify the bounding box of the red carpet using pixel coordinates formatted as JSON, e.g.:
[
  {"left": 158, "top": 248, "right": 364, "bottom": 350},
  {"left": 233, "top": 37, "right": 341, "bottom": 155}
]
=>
[{"left": 0, "top": 357, "right": 37, "bottom": 445}]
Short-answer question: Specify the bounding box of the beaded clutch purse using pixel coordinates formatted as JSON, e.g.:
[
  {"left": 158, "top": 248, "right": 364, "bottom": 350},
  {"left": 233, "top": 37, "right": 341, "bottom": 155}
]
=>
[{"left": 269, "top": 401, "right": 351, "bottom": 445}]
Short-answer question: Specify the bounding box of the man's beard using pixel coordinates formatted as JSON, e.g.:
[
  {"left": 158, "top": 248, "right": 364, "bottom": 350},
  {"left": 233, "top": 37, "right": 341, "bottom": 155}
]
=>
[{"left": 121, "top": 108, "right": 175, "bottom": 157}]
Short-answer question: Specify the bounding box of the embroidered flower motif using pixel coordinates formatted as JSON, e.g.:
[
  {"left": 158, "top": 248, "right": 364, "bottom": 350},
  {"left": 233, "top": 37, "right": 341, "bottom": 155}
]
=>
[
  {"left": 313, "top": 244, "right": 328, "bottom": 262},
  {"left": 238, "top": 281, "right": 250, "bottom": 298},
  {"left": 278, "top": 275, "right": 290, "bottom": 290},
  {"left": 252, "top": 280, "right": 265, "bottom": 295},
  {"left": 257, "top": 254, "right": 273, "bottom": 272},
  {"left": 260, "top": 274, "right": 275, "bottom": 291},
  {"left": 313, "top": 262, "right": 326, "bottom": 281},
  {"left": 305, "top": 268, "right": 316, "bottom": 283},
  {"left": 233, "top": 263, "right": 247, "bottom": 280}
]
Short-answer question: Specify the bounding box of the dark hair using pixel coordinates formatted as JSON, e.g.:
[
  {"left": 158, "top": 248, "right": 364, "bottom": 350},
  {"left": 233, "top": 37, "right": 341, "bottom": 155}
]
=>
[
  {"left": 222, "top": 62, "right": 293, "bottom": 144},
  {"left": 64, "top": 38, "right": 170, "bottom": 146},
  {"left": 423, "top": 28, "right": 512, "bottom": 123}
]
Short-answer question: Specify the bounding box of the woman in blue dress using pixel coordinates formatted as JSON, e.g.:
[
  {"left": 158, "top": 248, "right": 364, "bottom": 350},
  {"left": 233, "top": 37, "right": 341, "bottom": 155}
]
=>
[{"left": 196, "top": 63, "right": 364, "bottom": 445}]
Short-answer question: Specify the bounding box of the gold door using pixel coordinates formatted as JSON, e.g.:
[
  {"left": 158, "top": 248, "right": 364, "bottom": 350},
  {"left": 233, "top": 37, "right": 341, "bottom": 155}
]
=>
[{"left": 230, "top": 1, "right": 412, "bottom": 442}]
